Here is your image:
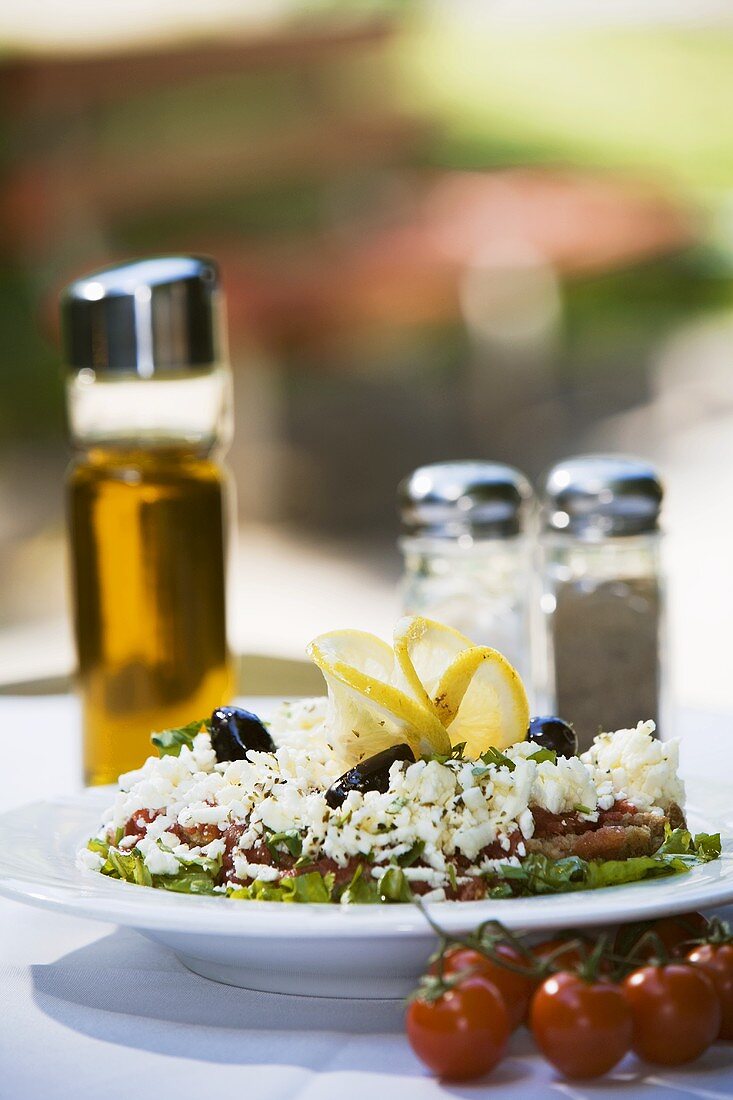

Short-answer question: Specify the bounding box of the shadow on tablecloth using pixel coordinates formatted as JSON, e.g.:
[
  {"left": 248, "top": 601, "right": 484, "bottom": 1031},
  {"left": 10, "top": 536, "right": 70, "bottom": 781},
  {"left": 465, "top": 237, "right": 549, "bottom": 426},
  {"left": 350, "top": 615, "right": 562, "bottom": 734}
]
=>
[
  {"left": 28, "top": 927, "right": 538, "bottom": 1083},
  {"left": 29, "top": 925, "right": 733, "bottom": 1091}
]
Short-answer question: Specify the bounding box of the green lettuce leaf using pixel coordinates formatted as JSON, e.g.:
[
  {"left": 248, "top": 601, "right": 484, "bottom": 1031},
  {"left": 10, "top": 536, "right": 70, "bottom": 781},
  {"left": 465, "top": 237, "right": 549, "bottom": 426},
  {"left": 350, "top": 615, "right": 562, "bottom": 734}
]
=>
[
  {"left": 583, "top": 856, "right": 683, "bottom": 890},
  {"left": 694, "top": 832, "right": 722, "bottom": 861},
  {"left": 491, "top": 829, "right": 722, "bottom": 897},
  {"left": 378, "top": 866, "right": 414, "bottom": 903},
  {"left": 103, "top": 847, "right": 153, "bottom": 887},
  {"left": 496, "top": 854, "right": 586, "bottom": 894},
  {"left": 229, "top": 870, "right": 335, "bottom": 903},
  {"left": 339, "top": 864, "right": 380, "bottom": 904},
  {"left": 153, "top": 871, "right": 219, "bottom": 895}
]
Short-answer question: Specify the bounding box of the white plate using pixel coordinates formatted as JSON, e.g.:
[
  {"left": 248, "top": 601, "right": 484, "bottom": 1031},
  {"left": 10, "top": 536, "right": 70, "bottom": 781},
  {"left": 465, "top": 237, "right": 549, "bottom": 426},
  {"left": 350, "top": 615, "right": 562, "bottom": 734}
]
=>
[{"left": 1, "top": 788, "right": 732, "bottom": 998}]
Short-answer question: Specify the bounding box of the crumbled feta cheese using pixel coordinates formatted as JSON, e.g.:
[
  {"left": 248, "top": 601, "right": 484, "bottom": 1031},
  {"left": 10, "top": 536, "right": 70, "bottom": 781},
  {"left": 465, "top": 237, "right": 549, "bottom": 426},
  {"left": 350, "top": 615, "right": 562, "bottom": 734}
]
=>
[
  {"left": 581, "top": 721, "right": 684, "bottom": 812},
  {"left": 76, "top": 848, "right": 105, "bottom": 872},
  {"left": 82, "top": 701, "right": 685, "bottom": 897},
  {"left": 135, "top": 836, "right": 180, "bottom": 875}
]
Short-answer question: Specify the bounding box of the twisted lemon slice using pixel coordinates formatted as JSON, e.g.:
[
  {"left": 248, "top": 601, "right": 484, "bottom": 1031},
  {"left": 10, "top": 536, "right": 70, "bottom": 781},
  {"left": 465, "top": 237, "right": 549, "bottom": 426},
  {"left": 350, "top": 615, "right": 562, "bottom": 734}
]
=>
[
  {"left": 308, "top": 616, "right": 529, "bottom": 766},
  {"left": 307, "top": 629, "right": 452, "bottom": 766},
  {"left": 394, "top": 616, "right": 529, "bottom": 757}
]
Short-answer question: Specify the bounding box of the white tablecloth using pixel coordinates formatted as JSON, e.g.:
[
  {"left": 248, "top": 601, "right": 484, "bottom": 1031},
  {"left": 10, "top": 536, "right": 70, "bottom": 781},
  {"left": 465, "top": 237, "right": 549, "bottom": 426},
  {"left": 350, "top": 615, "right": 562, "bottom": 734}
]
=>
[{"left": 2, "top": 695, "right": 733, "bottom": 1099}]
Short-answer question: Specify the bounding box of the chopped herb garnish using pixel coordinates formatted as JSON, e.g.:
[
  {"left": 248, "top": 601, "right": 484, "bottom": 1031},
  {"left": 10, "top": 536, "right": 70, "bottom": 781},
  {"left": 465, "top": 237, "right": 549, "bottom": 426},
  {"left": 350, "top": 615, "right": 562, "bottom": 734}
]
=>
[
  {"left": 429, "top": 742, "right": 467, "bottom": 765},
  {"left": 265, "top": 829, "right": 303, "bottom": 862},
  {"left": 397, "top": 840, "right": 425, "bottom": 868},
  {"left": 479, "top": 747, "right": 516, "bottom": 772},
  {"left": 528, "top": 748, "right": 557, "bottom": 765},
  {"left": 151, "top": 718, "right": 210, "bottom": 758}
]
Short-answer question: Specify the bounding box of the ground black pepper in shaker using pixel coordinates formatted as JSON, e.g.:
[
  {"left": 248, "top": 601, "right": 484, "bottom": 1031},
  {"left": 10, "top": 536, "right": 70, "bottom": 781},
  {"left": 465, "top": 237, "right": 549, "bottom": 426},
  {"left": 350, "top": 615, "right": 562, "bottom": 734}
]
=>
[{"left": 539, "top": 455, "right": 664, "bottom": 752}]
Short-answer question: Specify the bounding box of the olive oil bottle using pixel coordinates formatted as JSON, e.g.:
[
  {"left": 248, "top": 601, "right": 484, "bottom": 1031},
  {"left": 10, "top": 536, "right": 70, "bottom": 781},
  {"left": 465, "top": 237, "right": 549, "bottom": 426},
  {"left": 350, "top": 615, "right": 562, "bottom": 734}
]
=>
[{"left": 61, "top": 257, "right": 235, "bottom": 785}]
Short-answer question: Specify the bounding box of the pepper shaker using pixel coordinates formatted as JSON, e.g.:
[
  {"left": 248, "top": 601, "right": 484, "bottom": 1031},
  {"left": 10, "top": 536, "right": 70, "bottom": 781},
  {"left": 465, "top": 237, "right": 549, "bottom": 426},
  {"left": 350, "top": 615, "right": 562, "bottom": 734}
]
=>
[
  {"left": 539, "top": 454, "right": 665, "bottom": 751},
  {"left": 398, "top": 461, "right": 535, "bottom": 686}
]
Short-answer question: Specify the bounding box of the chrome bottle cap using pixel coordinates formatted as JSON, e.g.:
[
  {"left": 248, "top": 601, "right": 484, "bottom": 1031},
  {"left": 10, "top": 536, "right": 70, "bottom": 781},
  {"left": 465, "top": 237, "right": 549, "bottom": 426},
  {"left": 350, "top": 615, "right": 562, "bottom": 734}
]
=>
[
  {"left": 60, "top": 256, "right": 224, "bottom": 377},
  {"left": 542, "top": 454, "right": 663, "bottom": 538},
  {"left": 398, "top": 461, "right": 533, "bottom": 539}
]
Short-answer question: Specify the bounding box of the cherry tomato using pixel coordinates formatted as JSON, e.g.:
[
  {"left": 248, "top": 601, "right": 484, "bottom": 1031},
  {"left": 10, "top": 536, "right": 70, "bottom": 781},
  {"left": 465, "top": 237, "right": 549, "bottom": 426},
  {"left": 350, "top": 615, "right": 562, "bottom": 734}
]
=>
[
  {"left": 615, "top": 912, "right": 708, "bottom": 961},
  {"left": 431, "top": 945, "right": 535, "bottom": 1029},
  {"left": 687, "top": 943, "right": 733, "bottom": 1040},
  {"left": 530, "top": 971, "right": 632, "bottom": 1079},
  {"left": 623, "top": 963, "right": 721, "bottom": 1064},
  {"left": 406, "top": 975, "right": 510, "bottom": 1081},
  {"left": 533, "top": 938, "right": 586, "bottom": 972}
]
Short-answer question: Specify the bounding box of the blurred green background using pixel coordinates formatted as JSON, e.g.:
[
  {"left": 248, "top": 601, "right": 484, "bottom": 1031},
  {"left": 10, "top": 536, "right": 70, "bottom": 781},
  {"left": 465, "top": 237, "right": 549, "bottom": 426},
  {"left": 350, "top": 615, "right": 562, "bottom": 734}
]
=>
[{"left": 1, "top": 2, "right": 732, "bottom": 709}]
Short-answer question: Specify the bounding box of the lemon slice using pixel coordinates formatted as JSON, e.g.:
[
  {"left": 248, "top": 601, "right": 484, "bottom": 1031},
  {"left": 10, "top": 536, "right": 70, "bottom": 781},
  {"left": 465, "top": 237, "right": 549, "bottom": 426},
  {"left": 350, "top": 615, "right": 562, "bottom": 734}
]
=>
[
  {"left": 393, "top": 615, "right": 474, "bottom": 716},
  {"left": 307, "top": 618, "right": 529, "bottom": 766},
  {"left": 438, "top": 646, "right": 530, "bottom": 757},
  {"left": 307, "top": 630, "right": 451, "bottom": 767}
]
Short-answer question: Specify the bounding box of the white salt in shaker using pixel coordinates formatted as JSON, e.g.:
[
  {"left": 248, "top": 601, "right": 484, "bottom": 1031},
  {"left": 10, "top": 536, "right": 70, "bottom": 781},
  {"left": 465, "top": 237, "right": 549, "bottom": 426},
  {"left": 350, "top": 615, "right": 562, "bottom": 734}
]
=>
[{"left": 397, "top": 461, "right": 535, "bottom": 688}]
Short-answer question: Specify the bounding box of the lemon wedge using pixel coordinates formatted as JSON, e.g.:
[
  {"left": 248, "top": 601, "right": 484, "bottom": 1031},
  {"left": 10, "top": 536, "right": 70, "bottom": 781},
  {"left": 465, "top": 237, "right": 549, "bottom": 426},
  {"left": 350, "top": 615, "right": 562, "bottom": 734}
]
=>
[
  {"left": 307, "top": 629, "right": 451, "bottom": 767},
  {"left": 307, "top": 616, "right": 530, "bottom": 766}
]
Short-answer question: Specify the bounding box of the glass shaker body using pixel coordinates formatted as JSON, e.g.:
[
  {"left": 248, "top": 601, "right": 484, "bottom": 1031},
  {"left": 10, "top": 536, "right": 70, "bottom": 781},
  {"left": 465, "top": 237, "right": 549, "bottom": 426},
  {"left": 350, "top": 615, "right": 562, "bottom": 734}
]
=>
[
  {"left": 400, "top": 534, "right": 534, "bottom": 688},
  {"left": 63, "top": 259, "right": 235, "bottom": 784},
  {"left": 540, "top": 532, "right": 664, "bottom": 752}
]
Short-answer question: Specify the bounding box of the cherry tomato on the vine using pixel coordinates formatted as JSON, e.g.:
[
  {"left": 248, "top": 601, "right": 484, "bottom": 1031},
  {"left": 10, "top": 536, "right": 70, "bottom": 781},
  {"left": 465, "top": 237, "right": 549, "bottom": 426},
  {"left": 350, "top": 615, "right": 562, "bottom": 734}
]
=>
[
  {"left": 687, "top": 943, "right": 733, "bottom": 1040},
  {"left": 529, "top": 971, "right": 632, "bottom": 1079},
  {"left": 532, "top": 938, "right": 591, "bottom": 973},
  {"left": 430, "top": 944, "right": 535, "bottom": 1028},
  {"left": 615, "top": 912, "right": 708, "bottom": 962},
  {"left": 406, "top": 976, "right": 510, "bottom": 1081},
  {"left": 623, "top": 963, "right": 721, "bottom": 1064}
]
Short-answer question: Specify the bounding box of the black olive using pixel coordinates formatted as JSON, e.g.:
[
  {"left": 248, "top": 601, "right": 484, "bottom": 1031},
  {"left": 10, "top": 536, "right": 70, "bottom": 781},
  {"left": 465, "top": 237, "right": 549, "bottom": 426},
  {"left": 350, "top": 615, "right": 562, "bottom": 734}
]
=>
[
  {"left": 210, "top": 706, "right": 275, "bottom": 762},
  {"left": 527, "top": 716, "right": 578, "bottom": 758},
  {"left": 325, "top": 743, "right": 416, "bottom": 809}
]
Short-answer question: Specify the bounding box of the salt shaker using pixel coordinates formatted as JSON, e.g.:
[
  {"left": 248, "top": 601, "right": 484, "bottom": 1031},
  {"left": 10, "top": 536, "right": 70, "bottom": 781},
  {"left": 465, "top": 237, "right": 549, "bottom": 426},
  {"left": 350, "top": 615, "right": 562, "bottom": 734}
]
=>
[
  {"left": 398, "top": 461, "right": 535, "bottom": 686},
  {"left": 540, "top": 454, "right": 664, "bottom": 751}
]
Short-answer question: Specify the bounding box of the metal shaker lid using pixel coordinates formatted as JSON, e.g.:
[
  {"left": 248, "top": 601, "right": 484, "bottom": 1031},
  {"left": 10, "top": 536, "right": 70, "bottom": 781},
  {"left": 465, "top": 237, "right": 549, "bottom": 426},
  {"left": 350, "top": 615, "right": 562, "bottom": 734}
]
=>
[
  {"left": 60, "top": 255, "right": 224, "bottom": 377},
  {"left": 398, "top": 461, "right": 533, "bottom": 538},
  {"left": 542, "top": 454, "right": 663, "bottom": 538}
]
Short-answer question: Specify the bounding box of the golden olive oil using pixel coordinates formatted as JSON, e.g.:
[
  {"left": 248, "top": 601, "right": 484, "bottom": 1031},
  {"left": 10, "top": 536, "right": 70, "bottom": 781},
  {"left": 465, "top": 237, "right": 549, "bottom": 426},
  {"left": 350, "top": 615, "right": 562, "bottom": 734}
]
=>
[{"left": 67, "top": 446, "right": 234, "bottom": 785}]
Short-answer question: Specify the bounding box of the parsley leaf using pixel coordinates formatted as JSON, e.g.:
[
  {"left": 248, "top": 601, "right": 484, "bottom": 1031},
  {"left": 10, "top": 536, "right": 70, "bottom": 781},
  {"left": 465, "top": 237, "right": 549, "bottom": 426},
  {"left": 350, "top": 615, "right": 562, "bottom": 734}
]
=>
[
  {"left": 151, "top": 718, "right": 211, "bottom": 758},
  {"left": 265, "top": 829, "right": 303, "bottom": 862},
  {"left": 479, "top": 747, "right": 516, "bottom": 772},
  {"left": 528, "top": 748, "right": 557, "bottom": 765},
  {"left": 428, "top": 742, "right": 467, "bottom": 765},
  {"left": 397, "top": 840, "right": 425, "bottom": 868}
]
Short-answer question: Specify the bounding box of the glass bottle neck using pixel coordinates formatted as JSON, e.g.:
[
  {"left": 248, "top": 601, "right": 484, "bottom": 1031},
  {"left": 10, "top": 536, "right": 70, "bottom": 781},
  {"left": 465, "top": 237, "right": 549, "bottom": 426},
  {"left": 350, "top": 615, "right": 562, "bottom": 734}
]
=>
[{"left": 66, "top": 364, "right": 233, "bottom": 454}]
